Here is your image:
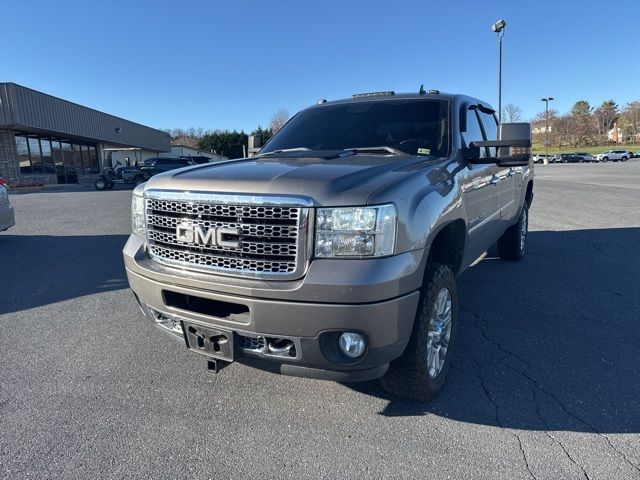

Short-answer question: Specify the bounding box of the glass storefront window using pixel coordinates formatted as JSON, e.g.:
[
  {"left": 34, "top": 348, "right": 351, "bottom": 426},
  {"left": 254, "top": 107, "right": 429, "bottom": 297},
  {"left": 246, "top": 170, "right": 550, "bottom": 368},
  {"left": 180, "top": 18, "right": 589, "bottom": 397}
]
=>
[
  {"left": 88, "top": 146, "right": 99, "bottom": 173},
  {"left": 13, "top": 132, "right": 98, "bottom": 181},
  {"left": 81, "top": 145, "right": 91, "bottom": 173},
  {"left": 72, "top": 144, "right": 83, "bottom": 173},
  {"left": 16, "top": 135, "right": 31, "bottom": 173},
  {"left": 40, "top": 139, "right": 54, "bottom": 174},
  {"left": 28, "top": 137, "right": 44, "bottom": 173}
]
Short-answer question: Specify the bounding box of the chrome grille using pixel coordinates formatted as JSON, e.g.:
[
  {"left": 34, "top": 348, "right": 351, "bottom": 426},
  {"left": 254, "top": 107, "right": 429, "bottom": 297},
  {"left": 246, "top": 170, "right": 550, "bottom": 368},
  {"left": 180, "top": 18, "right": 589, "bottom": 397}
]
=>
[{"left": 144, "top": 191, "right": 310, "bottom": 279}]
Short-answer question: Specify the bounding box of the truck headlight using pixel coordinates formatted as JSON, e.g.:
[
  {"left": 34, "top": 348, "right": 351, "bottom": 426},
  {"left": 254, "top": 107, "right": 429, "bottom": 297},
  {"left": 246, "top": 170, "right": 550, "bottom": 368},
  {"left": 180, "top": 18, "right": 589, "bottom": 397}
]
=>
[
  {"left": 315, "top": 204, "right": 397, "bottom": 258},
  {"left": 131, "top": 186, "right": 146, "bottom": 237}
]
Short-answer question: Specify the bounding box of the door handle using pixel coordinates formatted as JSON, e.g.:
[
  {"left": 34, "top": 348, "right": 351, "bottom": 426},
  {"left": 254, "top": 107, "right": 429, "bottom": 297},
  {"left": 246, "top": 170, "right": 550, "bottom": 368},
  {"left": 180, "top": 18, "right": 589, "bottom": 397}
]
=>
[{"left": 490, "top": 175, "right": 499, "bottom": 186}]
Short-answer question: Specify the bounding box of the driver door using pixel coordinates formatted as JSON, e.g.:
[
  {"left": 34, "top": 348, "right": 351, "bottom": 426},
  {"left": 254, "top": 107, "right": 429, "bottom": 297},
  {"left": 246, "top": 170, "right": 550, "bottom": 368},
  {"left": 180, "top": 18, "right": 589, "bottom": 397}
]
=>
[{"left": 459, "top": 105, "right": 501, "bottom": 261}]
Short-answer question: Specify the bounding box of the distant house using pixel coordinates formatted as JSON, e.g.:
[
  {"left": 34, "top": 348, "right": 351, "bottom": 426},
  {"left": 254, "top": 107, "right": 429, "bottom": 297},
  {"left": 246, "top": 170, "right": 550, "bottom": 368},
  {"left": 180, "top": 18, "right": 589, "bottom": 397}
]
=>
[
  {"left": 532, "top": 122, "right": 553, "bottom": 135},
  {"left": 607, "top": 123, "right": 622, "bottom": 143}
]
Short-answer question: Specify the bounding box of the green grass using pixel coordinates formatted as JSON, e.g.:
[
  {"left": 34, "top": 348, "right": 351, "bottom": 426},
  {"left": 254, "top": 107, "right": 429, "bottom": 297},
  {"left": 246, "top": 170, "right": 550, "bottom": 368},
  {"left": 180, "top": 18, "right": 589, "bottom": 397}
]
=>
[{"left": 532, "top": 143, "right": 640, "bottom": 155}]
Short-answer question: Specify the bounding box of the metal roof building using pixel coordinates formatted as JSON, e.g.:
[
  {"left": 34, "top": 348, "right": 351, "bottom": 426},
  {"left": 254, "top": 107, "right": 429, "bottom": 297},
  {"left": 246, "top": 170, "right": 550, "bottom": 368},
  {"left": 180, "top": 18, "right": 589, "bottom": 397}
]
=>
[{"left": 0, "top": 83, "right": 170, "bottom": 184}]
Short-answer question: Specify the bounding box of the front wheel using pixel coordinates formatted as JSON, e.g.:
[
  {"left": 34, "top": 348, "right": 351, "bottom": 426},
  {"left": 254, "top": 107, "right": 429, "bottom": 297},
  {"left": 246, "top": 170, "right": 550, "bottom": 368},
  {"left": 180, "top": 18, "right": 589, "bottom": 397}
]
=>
[
  {"left": 94, "top": 176, "right": 108, "bottom": 190},
  {"left": 380, "top": 263, "right": 458, "bottom": 401},
  {"left": 602, "top": 157, "right": 609, "bottom": 162},
  {"left": 497, "top": 203, "right": 529, "bottom": 261}
]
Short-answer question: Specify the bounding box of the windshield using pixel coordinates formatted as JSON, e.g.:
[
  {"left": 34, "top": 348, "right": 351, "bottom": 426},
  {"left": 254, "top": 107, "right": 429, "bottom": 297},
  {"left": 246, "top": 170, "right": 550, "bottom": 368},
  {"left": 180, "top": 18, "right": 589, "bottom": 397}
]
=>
[{"left": 261, "top": 99, "right": 449, "bottom": 157}]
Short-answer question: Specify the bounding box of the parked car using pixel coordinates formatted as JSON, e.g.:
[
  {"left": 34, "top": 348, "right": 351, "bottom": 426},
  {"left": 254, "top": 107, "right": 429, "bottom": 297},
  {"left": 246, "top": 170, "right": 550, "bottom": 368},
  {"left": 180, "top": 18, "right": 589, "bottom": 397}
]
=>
[
  {"left": 573, "top": 152, "right": 594, "bottom": 162},
  {"left": 126, "top": 157, "right": 196, "bottom": 185},
  {"left": 594, "top": 150, "right": 630, "bottom": 162},
  {"left": 123, "top": 90, "right": 534, "bottom": 401},
  {"left": 563, "top": 154, "right": 585, "bottom": 163},
  {"left": 532, "top": 154, "right": 551, "bottom": 164},
  {"left": 550, "top": 154, "right": 567, "bottom": 163},
  {"left": 0, "top": 182, "right": 15, "bottom": 231},
  {"left": 634, "top": 151, "right": 640, "bottom": 158}
]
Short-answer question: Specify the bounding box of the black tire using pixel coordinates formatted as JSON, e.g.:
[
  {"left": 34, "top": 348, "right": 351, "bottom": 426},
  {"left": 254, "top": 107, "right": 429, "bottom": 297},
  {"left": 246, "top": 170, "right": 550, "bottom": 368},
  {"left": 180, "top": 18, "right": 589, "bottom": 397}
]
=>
[
  {"left": 94, "top": 176, "right": 108, "bottom": 190},
  {"left": 497, "top": 203, "right": 529, "bottom": 261},
  {"left": 602, "top": 157, "right": 608, "bottom": 162},
  {"left": 134, "top": 175, "right": 146, "bottom": 186},
  {"left": 380, "top": 263, "right": 458, "bottom": 401},
  {"left": 621, "top": 156, "right": 627, "bottom": 162}
]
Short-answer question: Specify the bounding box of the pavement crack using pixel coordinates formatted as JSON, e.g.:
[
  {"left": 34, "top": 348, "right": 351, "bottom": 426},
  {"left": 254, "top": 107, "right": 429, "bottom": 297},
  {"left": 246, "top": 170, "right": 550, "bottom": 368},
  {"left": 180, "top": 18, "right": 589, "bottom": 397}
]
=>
[
  {"left": 451, "top": 363, "right": 537, "bottom": 479},
  {"left": 462, "top": 305, "right": 640, "bottom": 475},
  {"left": 514, "top": 432, "right": 538, "bottom": 480}
]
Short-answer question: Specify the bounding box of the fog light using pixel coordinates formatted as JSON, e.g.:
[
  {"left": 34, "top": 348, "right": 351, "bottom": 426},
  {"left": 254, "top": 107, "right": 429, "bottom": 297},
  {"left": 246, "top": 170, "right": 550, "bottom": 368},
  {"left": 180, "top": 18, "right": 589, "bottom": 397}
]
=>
[{"left": 338, "top": 332, "right": 366, "bottom": 358}]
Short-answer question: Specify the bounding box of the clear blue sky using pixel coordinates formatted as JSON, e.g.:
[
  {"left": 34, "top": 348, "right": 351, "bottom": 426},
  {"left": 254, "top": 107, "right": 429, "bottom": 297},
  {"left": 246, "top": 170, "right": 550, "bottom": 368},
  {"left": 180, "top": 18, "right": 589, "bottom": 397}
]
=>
[{"left": 3, "top": 0, "right": 639, "bottom": 132}]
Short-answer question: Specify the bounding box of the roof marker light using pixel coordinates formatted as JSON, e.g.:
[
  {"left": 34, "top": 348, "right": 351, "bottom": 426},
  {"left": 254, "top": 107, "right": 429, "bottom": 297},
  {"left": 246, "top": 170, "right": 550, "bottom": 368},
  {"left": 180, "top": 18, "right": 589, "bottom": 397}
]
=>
[{"left": 352, "top": 91, "right": 395, "bottom": 98}]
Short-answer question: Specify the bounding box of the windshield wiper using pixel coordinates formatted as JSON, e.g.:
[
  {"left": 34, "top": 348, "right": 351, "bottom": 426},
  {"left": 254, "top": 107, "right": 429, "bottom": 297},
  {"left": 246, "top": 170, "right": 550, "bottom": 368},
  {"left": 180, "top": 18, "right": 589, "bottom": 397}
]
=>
[
  {"left": 257, "top": 147, "right": 311, "bottom": 156},
  {"left": 342, "top": 146, "right": 404, "bottom": 156}
]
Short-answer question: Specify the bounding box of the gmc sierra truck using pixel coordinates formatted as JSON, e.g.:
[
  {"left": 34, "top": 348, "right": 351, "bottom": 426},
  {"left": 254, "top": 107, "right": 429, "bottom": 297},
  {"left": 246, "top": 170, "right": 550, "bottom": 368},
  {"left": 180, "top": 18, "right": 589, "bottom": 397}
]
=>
[{"left": 123, "top": 90, "right": 533, "bottom": 401}]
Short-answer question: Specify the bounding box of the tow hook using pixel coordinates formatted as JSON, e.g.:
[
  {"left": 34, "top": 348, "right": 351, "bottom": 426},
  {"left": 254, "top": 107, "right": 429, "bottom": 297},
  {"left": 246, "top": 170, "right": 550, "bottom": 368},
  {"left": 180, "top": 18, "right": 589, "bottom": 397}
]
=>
[
  {"left": 207, "top": 357, "right": 230, "bottom": 374},
  {"left": 267, "top": 338, "right": 295, "bottom": 356}
]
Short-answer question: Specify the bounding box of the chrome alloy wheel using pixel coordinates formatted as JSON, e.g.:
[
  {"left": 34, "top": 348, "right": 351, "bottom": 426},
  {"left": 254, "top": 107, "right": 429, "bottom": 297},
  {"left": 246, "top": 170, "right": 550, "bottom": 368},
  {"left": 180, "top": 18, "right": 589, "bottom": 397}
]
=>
[
  {"left": 426, "top": 287, "right": 452, "bottom": 379},
  {"left": 520, "top": 208, "right": 528, "bottom": 252}
]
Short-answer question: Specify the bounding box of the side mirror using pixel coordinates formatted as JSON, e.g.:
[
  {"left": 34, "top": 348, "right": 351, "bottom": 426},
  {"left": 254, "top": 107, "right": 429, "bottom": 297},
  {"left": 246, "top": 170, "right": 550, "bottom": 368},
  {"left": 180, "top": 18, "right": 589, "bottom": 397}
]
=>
[{"left": 470, "top": 122, "right": 532, "bottom": 167}]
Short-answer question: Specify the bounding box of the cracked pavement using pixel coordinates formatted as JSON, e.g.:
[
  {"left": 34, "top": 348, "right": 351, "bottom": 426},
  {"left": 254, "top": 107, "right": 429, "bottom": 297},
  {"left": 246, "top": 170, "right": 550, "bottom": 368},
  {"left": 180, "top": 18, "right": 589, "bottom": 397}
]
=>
[{"left": 1, "top": 162, "right": 639, "bottom": 479}]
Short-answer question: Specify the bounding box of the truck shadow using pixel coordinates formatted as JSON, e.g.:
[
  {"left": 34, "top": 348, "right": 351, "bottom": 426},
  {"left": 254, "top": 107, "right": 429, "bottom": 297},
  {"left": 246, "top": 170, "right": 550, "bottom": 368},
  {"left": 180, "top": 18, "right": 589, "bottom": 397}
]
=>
[
  {"left": 348, "top": 227, "right": 640, "bottom": 433},
  {"left": 0, "top": 234, "right": 129, "bottom": 314}
]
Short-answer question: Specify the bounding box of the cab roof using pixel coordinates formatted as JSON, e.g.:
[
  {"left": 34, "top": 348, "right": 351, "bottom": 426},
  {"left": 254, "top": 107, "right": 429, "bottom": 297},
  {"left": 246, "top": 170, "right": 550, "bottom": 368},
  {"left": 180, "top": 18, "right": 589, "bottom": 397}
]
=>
[{"left": 316, "top": 91, "right": 495, "bottom": 113}]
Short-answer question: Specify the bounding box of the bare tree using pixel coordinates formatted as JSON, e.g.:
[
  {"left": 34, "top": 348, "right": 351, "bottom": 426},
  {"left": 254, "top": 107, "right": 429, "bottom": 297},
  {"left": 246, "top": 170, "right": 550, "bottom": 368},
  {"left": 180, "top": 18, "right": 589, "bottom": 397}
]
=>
[
  {"left": 270, "top": 109, "right": 290, "bottom": 133},
  {"left": 502, "top": 104, "right": 522, "bottom": 123},
  {"left": 619, "top": 101, "right": 640, "bottom": 144},
  {"left": 593, "top": 100, "right": 619, "bottom": 143}
]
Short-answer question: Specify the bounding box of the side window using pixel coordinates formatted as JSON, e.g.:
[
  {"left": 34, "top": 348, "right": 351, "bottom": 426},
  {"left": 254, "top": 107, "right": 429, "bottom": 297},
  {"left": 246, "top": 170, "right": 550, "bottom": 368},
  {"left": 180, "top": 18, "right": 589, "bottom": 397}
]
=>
[
  {"left": 478, "top": 110, "right": 498, "bottom": 157},
  {"left": 461, "top": 106, "right": 487, "bottom": 158}
]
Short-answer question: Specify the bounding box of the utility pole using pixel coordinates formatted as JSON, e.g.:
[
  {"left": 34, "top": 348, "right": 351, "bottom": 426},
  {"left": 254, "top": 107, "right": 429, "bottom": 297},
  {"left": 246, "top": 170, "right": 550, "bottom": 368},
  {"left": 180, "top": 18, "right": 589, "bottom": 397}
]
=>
[
  {"left": 541, "top": 97, "right": 554, "bottom": 158},
  {"left": 491, "top": 19, "right": 507, "bottom": 122}
]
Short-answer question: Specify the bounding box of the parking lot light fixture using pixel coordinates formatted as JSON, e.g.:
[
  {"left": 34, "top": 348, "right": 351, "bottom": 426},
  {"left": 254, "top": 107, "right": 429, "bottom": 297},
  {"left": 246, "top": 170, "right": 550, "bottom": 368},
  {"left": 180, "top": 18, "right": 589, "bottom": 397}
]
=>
[
  {"left": 491, "top": 19, "right": 507, "bottom": 122},
  {"left": 541, "top": 97, "right": 554, "bottom": 158}
]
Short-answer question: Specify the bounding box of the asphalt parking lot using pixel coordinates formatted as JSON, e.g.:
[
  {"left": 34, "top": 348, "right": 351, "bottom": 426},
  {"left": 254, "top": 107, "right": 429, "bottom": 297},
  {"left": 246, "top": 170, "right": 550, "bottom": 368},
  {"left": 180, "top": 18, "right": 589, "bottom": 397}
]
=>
[{"left": 1, "top": 162, "right": 639, "bottom": 480}]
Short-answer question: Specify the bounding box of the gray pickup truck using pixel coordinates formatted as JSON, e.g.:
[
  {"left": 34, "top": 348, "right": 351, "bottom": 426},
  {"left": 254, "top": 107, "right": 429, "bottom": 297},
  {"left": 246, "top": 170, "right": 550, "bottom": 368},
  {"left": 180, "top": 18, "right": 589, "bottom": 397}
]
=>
[{"left": 123, "top": 90, "right": 533, "bottom": 400}]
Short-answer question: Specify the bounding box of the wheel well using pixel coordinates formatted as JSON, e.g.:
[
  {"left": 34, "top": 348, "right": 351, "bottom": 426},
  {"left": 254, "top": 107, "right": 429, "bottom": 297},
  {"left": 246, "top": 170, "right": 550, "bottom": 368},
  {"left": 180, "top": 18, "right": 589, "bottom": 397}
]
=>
[
  {"left": 525, "top": 181, "right": 534, "bottom": 206},
  {"left": 427, "top": 220, "right": 466, "bottom": 275}
]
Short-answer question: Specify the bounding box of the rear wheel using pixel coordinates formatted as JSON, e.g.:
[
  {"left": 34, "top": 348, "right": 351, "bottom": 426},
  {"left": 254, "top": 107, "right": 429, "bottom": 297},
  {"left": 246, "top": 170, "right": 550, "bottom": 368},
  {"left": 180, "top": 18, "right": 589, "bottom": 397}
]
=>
[
  {"left": 497, "top": 203, "right": 529, "bottom": 261},
  {"left": 621, "top": 156, "right": 627, "bottom": 162},
  {"left": 602, "top": 157, "right": 609, "bottom": 162},
  {"left": 380, "top": 263, "right": 457, "bottom": 401}
]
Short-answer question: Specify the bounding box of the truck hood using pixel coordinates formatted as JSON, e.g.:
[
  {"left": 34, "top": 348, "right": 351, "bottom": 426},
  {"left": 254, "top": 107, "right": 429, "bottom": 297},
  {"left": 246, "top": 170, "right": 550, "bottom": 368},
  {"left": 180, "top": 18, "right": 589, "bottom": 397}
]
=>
[{"left": 143, "top": 154, "right": 434, "bottom": 206}]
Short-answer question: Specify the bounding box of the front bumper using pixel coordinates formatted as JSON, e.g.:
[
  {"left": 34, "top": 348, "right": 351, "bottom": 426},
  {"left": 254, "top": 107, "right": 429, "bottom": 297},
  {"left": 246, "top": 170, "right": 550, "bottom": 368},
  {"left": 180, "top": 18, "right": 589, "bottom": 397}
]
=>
[{"left": 124, "top": 235, "right": 428, "bottom": 381}]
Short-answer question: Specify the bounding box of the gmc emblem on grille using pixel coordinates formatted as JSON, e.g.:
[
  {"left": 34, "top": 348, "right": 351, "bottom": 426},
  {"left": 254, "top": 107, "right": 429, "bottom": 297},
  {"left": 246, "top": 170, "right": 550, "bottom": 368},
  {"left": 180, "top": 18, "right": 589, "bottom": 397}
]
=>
[{"left": 176, "top": 223, "right": 241, "bottom": 248}]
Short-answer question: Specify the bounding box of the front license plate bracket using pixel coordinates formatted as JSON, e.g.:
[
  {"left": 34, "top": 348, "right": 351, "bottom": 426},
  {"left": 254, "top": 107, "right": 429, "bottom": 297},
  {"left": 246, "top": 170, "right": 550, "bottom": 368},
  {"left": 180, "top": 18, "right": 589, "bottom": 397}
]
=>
[{"left": 182, "top": 322, "right": 234, "bottom": 362}]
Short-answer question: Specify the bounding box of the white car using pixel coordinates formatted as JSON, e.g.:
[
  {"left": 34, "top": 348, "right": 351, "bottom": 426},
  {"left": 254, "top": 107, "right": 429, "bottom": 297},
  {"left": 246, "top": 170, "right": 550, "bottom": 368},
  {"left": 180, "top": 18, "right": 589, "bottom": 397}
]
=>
[
  {"left": 532, "top": 154, "right": 551, "bottom": 164},
  {"left": 594, "top": 150, "right": 630, "bottom": 162},
  {"left": 0, "top": 183, "right": 15, "bottom": 231}
]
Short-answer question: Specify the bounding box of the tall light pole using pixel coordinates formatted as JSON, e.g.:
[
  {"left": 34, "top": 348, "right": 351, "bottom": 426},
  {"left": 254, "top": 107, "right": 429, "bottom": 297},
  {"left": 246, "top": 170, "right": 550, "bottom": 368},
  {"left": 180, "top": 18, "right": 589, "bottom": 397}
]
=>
[
  {"left": 541, "top": 97, "right": 554, "bottom": 158},
  {"left": 491, "top": 19, "right": 507, "bottom": 122}
]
